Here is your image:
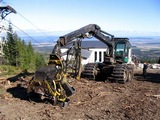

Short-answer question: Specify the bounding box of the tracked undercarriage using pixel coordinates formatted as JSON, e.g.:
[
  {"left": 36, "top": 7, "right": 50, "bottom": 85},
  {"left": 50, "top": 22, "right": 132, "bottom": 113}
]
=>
[{"left": 82, "top": 63, "right": 134, "bottom": 83}]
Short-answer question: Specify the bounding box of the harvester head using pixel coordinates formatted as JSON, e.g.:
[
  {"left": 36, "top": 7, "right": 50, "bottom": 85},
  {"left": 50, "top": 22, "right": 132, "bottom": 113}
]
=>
[{"left": 27, "top": 54, "right": 75, "bottom": 106}]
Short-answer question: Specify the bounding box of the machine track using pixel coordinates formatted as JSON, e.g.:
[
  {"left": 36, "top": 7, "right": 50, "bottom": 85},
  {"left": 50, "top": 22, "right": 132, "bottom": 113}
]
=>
[
  {"left": 112, "top": 64, "right": 129, "bottom": 84},
  {"left": 82, "top": 63, "right": 98, "bottom": 80}
]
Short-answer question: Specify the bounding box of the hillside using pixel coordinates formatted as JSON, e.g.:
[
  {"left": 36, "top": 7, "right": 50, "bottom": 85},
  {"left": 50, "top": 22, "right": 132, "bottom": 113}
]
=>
[
  {"left": 0, "top": 68, "right": 160, "bottom": 120},
  {"left": 0, "top": 36, "right": 160, "bottom": 120}
]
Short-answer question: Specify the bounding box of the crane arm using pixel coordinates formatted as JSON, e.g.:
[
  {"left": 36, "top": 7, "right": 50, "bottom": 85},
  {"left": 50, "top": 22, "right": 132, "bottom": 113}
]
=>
[
  {"left": 52, "top": 24, "right": 114, "bottom": 57},
  {"left": 57, "top": 24, "right": 113, "bottom": 46}
]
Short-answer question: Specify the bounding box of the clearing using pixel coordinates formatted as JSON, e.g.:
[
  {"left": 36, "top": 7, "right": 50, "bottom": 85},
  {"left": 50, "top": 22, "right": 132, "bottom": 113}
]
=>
[{"left": 0, "top": 68, "right": 160, "bottom": 120}]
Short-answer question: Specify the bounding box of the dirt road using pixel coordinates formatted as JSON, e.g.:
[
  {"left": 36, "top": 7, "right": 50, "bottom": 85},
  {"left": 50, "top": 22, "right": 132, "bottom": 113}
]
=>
[{"left": 0, "top": 68, "right": 160, "bottom": 120}]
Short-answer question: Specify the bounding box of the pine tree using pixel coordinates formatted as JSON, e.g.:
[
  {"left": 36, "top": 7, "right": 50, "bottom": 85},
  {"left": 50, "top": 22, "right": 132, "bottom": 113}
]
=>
[
  {"left": 16, "top": 39, "right": 26, "bottom": 68},
  {"left": 3, "top": 40, "right": 9, "bottom": 64},
  {"left": 26, "top": 41, "right": 36, "bottom": 69},
  {"left": 3, "top": 21, "right": 46, "bottom": 71},
  {"left": 35, "top": 52, "right": 45, "bottom": 68},
  {"left": 3, "top": 22, "right": 18, "bottom": 66}
]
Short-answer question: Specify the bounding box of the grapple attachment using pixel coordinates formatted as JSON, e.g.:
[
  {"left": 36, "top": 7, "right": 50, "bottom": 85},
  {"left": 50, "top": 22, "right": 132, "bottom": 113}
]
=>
[{"left": 28, "top": 64, "right": 75, "bottom": 106}]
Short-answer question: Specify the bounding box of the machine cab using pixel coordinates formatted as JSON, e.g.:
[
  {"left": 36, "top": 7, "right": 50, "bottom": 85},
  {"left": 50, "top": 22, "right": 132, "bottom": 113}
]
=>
[{"left": 114, "top": 38, "right": 132, "bottom": 63}]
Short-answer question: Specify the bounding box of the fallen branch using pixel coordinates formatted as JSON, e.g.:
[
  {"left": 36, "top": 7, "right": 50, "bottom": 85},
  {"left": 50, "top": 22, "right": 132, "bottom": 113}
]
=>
[
  {"left": 152, "top": 95, "right": 160, "bottom": 99},
  {"left": 145, "top": 93, "right": 160, "bottom": 99}
]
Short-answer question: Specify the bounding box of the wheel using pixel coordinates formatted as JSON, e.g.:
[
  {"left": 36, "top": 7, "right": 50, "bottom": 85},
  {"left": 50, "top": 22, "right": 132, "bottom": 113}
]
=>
[
  {"left": 120, "top": 70, "right": 128, "bottom": 84},
  {"left": 127, "top": 72, "right": 132, "bottom": 81},
  {"left": 112, "top": 64, "right": 128, "bottom": 84},
  {"left": 82, "top": 63, "right": 98, "bottom": 80}
]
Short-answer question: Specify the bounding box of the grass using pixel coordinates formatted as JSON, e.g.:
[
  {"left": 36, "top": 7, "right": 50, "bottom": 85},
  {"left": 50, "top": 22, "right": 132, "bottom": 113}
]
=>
[
  {"left": 0, "top": 65, "right": 35, "bottom": 98},
  {"left": 0, "top": 65, "right": 36, "bottom": 80},
  {"left": 0, "top": 65, "right": 23, "bottom": 78}
]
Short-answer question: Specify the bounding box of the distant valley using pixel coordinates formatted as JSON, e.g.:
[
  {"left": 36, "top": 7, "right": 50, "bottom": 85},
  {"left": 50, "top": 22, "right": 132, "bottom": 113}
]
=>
[{"left": 22, "top": 35, "right": 160, "bottom": 61}]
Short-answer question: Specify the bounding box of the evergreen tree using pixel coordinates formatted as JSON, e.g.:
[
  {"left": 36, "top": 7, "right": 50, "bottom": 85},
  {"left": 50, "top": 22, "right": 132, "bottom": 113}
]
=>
[
  {"left": 35, "top": 52, "right": 45, "bottom": 68},
  {"left": 13, "top": 32, "right": 21, "bottom": 66},
  {"left": 3, "top": 21, "right": 46, "bottom": 71},
  {"left": 3, "top": 40, "right": 9, "bottom": 64},
  {"left": 16, "top": 39, "right": 26, "bottom": 69},
  {"left": 26, "top": 41, "right": 36, "bottom": 69},
  {"left": 3, "top": 22, "right": 18, "bottom": 66}
]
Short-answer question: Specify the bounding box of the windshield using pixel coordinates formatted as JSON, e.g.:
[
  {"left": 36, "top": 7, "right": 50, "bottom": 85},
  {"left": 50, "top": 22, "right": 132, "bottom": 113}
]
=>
[
  {"left": 115, "top": 43, "right": 125, "bottom": 52},
  {"left": 114, "top": 43, "right": 126, "bottom": 59}
]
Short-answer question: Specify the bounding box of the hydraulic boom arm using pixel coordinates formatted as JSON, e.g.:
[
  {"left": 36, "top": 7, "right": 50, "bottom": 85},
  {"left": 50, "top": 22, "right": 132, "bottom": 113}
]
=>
[{"left": 53, "top": 24, "right": 114, "bottom": 57}]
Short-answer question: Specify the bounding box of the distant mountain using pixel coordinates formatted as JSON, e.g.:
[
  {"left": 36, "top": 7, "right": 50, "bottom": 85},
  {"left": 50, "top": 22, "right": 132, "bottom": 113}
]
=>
[
  {"left": 16, "top": 29, "right": 160, "bottom": 45},
  {"left": 20, "top": 36, "right": 59, "bottom": 44},
  {"left": 20, "top": 35, "right": 160, "bottom": 45},
  {"left": 110, "top": 30, "right": 160, "bottom": 37},
  {"left": 16, "top": 29, "right": 160, "bottom": 44},
  {"left": 129, "top": 37, "right": 160, "bottom": 44}
]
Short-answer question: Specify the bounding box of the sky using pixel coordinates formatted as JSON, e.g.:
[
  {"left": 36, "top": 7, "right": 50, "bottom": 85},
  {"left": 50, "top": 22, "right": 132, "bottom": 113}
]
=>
[{"left": 1, "top": 0, "right": 160, "bottom": 37}]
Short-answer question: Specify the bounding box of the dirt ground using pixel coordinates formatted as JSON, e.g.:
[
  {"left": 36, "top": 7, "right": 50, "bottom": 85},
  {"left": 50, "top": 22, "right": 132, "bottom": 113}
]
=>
[{"left": 0, "top": 68, "right": 160, "bottom": 120}]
